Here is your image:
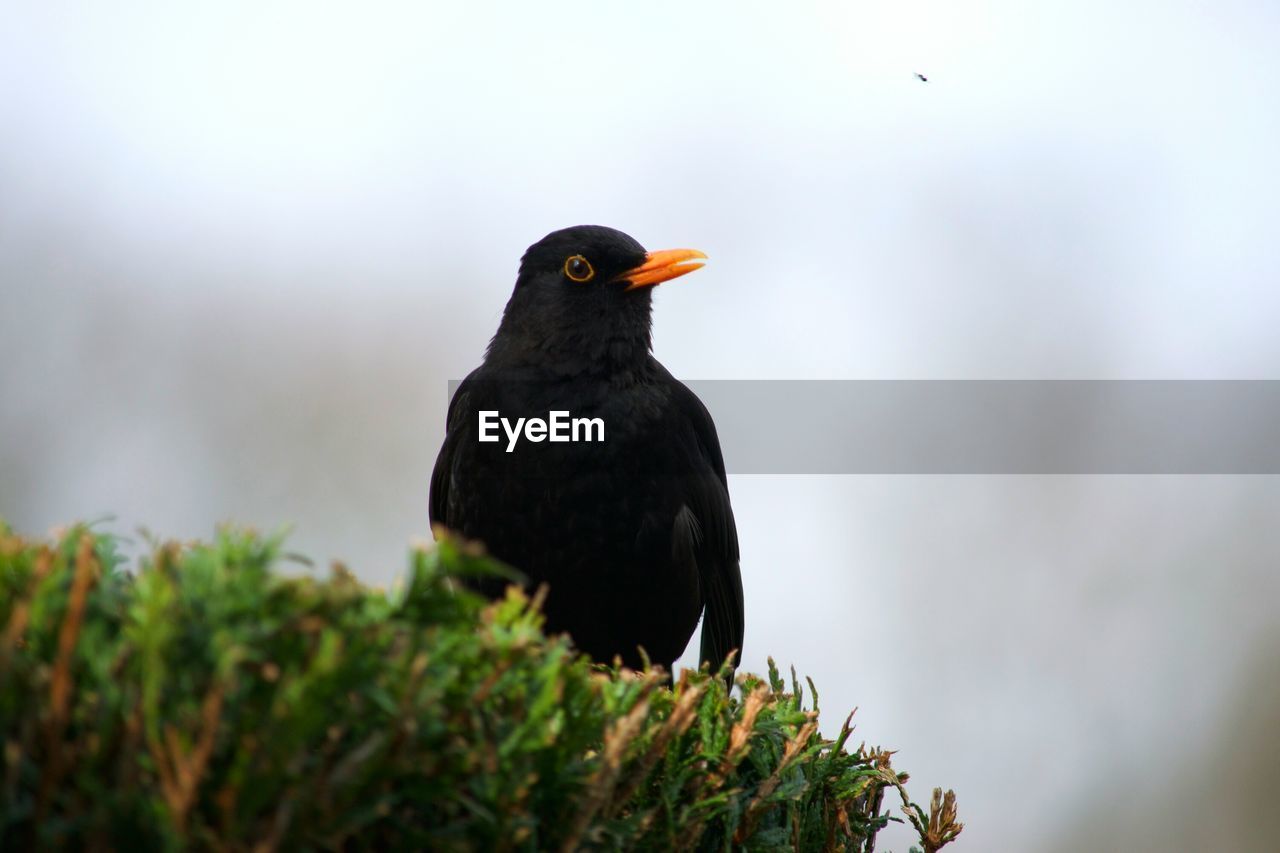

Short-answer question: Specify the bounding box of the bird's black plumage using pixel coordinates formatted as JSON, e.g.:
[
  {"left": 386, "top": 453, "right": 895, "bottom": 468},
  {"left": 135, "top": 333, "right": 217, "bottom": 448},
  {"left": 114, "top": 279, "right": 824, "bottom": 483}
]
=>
[{"left": 429, "top": 225, "right": 743, "bottom": 677}]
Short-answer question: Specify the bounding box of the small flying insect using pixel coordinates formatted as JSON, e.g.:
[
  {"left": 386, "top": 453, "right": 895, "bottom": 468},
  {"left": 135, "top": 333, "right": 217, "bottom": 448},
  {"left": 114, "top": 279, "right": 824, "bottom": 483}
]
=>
[{"left": 915, "top": 72, "right": 928, "bottom": 82}]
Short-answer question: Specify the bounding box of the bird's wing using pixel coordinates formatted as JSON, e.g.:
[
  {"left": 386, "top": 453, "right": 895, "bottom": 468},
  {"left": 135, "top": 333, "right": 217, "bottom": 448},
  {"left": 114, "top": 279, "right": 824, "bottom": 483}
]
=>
[
  {"left": 662, "top": 371, "right": 743, "bottom": 673},
  {"left": 428, "top": 375, "right": 475, "bottom": 528}
]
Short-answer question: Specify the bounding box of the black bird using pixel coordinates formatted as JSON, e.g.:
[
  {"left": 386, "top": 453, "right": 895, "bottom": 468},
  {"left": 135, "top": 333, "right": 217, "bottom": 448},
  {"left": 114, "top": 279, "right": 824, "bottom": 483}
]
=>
[
  {"left": 429, "top": 225, "right": 743, "bottom": 678},
  {"left": 915, "top": 72, "right": 928, "bottom": 82}
]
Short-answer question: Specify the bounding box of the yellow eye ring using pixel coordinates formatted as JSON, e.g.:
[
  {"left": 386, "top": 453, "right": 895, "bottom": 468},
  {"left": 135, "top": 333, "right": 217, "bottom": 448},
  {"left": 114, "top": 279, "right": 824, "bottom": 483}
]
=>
[{"left": 564, "top": 255, "right": 595, "bottom": 282}]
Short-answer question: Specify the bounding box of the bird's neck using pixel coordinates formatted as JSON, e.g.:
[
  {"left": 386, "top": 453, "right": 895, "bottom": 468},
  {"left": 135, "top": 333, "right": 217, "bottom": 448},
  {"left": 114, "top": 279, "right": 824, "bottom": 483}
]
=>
[
  {"left": 487, "top": 320, "right": 652, "bottom": 377},
  {"left": 486, "top": 295, "right": 654, "bottom": 378}
]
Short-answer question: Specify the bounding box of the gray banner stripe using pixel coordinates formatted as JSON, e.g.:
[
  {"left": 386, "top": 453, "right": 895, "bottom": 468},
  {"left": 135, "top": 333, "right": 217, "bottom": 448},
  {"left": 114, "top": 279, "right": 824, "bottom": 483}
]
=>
[{"left": 447, "top": 380, "right": 1280, "bottom": 474}]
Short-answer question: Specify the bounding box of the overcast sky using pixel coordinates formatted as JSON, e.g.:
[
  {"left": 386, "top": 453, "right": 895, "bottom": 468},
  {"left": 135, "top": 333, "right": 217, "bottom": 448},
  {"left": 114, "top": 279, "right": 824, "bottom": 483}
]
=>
[{"left": 3, "top": 3, "right": 1279, "bottom": 849}]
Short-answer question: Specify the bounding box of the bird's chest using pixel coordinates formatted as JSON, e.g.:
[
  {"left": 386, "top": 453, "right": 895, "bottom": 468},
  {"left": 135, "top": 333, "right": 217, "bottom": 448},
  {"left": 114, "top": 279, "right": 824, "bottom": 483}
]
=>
[{"left": 452, "top": 380, "right": 684, "bottom": 557}]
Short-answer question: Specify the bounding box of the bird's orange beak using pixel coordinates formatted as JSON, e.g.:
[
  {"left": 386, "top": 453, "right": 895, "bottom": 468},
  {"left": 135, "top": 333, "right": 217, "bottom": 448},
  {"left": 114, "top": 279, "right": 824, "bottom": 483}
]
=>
[{"left": 613, "top": 249, "right": 708, "bottom": 291}]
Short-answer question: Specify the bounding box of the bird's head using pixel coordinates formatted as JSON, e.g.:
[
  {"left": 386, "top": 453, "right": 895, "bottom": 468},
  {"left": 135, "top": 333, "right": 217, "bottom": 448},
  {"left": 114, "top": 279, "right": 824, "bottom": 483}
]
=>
[{"left": 487, "top": 225, "right": 706, "bottom": 371}]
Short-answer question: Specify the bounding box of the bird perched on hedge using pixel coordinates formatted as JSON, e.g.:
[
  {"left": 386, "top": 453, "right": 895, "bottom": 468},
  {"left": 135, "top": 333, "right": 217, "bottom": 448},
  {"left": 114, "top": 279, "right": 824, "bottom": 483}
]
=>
[{"left": 430, "top": 225, "right": 743, "bottom": 679}]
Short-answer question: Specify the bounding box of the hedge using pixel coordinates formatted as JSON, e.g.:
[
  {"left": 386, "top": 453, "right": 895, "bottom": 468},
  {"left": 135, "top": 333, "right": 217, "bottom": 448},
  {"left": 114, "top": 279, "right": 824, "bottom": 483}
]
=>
[{"left": 0, "top": 520, "right": 961, "bottom": 851}]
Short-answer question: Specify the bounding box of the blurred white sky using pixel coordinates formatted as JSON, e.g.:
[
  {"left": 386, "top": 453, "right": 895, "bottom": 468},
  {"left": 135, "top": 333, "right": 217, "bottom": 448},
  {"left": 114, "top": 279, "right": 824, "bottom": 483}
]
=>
[
  {"left": 3, "top": 2, "right": 1280, "bottom": 849},
  {"left": 5, "top": 1, "right": 1280, "bottom": 381}
]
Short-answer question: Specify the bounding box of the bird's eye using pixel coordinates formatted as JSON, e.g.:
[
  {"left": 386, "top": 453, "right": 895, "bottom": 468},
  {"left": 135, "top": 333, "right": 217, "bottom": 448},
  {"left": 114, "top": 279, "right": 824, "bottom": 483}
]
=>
[{"left": 564, "top": 255, "right": 595, "bottom": 282}]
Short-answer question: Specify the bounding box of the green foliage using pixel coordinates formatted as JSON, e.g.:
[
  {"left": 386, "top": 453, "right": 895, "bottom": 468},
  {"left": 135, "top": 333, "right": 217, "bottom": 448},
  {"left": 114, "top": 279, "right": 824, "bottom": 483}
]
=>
[{"left": 0, "top": 520, "right": 962, "bottom": 851}]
